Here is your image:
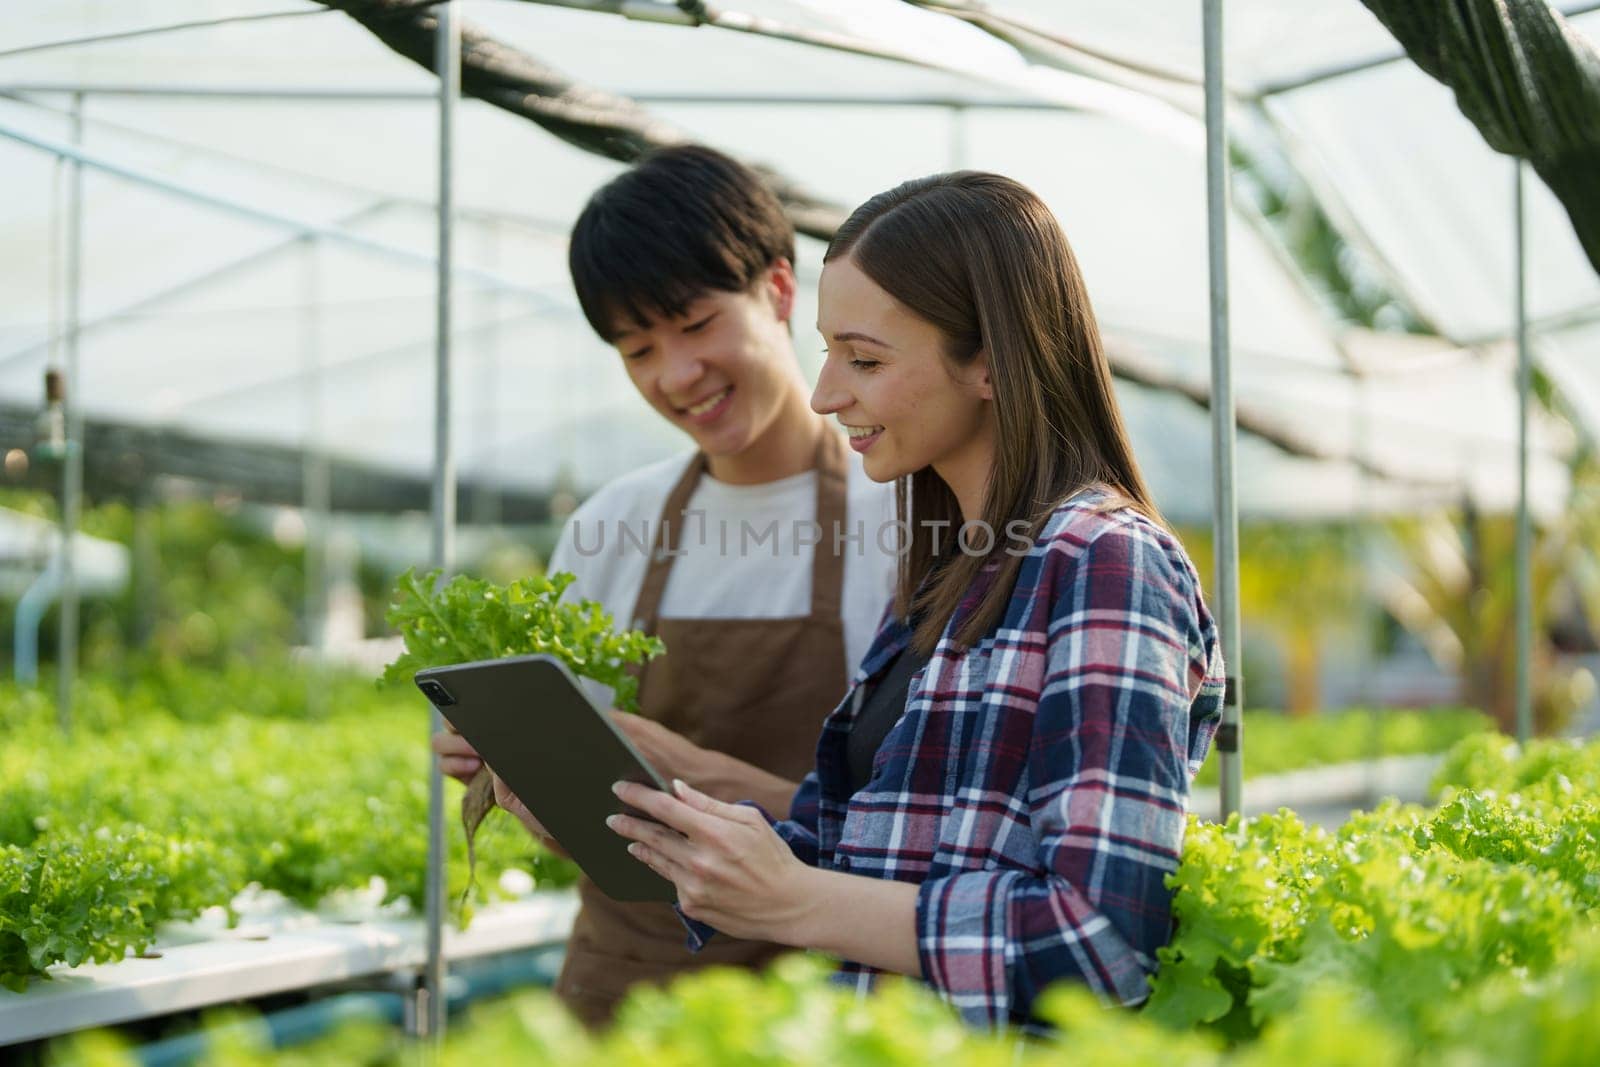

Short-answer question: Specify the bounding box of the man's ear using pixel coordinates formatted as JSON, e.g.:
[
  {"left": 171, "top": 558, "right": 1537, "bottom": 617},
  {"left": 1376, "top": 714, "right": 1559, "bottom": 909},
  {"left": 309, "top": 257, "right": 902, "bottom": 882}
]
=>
[{"left": 766, "top": 258, "right": 798, "bottom": 324}]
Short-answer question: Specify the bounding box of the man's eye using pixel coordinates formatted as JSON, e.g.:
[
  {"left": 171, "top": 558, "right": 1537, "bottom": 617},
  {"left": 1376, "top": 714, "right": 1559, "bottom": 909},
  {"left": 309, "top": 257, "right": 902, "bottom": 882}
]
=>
[
  {"left": 682, "top": 314, "right": 716, "bottom": 334},
  {"left": 624, "top": 345, "right": 652, "bottom": 360}
]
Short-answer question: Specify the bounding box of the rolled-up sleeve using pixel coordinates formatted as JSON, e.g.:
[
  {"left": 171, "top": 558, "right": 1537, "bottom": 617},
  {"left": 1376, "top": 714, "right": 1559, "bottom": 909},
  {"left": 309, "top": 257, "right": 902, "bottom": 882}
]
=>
[
  {"left": 773, "top": 770, "right": 823, "bottom": 866},
  {"left": 914, "top": 526, "right": 1204, "bottom": 1027}
]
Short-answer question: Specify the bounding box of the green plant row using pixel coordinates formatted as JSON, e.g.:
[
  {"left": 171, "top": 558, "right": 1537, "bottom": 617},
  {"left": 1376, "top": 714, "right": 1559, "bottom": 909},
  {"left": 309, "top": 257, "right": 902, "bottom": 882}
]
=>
[
  {"left": 1189, "top": 706, "right": 1490, "bottom": 787},
  {"left": 0, "top": 668, "right": 570, "bottom": 992},
  {"left": 1148, "top": 731, "right": 1600, "bottom": 1047},
  {"left": 5, "top": 570, "right": 668, "bottom": 991},
  {"left": 42, "top": 730, "right": 1600, "bottom": 1066}
]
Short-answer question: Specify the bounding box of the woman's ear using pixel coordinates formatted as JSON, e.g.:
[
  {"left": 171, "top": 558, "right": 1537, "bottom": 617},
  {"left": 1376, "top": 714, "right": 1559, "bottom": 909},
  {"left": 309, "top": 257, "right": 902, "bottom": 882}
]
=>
[{"left": 971, "top": 350, "right": 994, "bottom": 401}]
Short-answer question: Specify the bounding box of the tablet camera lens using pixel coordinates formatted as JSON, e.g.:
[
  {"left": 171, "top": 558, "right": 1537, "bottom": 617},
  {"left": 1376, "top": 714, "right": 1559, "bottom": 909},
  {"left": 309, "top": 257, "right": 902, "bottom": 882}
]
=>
[{"left": 421, "top": 680, "right": 456, "bottom": 706}]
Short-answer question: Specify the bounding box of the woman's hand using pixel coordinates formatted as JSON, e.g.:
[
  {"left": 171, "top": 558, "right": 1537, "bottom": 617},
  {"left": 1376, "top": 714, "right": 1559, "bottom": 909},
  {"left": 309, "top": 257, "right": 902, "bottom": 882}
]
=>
[{"left": 607, "top": 778, "right": 820, "bottom": 944}]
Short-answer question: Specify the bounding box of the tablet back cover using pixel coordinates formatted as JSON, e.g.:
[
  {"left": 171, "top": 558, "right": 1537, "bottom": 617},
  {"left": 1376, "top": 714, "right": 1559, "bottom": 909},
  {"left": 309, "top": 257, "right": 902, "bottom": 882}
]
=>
[{"left": 416, "top": 654, "right": 676, "bottom": 903}]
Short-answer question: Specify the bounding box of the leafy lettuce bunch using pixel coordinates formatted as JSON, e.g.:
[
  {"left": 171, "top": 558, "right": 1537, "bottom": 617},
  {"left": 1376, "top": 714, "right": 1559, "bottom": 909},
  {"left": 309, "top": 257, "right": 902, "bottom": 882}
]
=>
[{"left": 383, "top": 569, "right": 663, "bottom": 712}]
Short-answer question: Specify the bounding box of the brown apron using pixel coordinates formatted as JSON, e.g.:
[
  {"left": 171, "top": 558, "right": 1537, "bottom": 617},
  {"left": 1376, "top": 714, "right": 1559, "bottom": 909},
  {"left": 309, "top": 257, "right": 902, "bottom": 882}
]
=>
[{"left": 553, "top": 428, "right": 853, "bottom": 1027}]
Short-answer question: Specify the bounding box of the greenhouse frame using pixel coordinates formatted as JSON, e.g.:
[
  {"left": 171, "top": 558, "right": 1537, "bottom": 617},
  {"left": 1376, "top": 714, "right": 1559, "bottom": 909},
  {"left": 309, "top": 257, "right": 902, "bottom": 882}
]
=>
[{"left": 2, "top": 0, "right": 1597, "bottom": 1057}]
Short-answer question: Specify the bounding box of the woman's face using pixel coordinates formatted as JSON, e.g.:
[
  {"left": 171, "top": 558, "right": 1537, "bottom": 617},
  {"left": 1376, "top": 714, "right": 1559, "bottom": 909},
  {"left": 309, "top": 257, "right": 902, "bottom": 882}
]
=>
[{"left": 812, "top": 255, "right": 994, "bottom": 496}]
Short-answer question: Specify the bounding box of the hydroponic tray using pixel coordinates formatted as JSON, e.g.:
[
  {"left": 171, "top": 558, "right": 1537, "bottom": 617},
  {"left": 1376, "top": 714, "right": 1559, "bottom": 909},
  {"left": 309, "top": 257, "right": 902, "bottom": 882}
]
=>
[{"left": 0, "top": 891, "right": 578, "bottom": 1047}]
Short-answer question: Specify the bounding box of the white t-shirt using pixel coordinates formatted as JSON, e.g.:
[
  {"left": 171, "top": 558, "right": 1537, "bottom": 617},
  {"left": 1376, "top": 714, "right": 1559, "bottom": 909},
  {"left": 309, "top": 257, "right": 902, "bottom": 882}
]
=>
[{"left": 549, "top": 449, "right": 899, "bottom": 702}]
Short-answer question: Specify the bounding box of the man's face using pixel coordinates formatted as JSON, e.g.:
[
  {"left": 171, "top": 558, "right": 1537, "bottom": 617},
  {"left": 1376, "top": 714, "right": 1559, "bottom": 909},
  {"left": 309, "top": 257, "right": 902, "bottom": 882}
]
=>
[{"left": 609, "top": 264, "right": 798, "bottom": 460}]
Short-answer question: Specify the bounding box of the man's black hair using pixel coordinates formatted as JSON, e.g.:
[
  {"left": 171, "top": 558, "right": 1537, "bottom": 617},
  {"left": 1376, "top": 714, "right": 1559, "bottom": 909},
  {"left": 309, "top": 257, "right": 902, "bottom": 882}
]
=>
[{"left": 569, "top": 145, "right": 797, "bottom": 341}]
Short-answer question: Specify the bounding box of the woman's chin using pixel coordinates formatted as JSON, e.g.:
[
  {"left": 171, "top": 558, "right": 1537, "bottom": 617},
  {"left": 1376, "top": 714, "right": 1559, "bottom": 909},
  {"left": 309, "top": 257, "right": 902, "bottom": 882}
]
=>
[
  {"left": 860, "top": 450, "right": 901, "bottom": 483},
  {"left": 862, "top": 441, "right": 927, "bottom": 484}
]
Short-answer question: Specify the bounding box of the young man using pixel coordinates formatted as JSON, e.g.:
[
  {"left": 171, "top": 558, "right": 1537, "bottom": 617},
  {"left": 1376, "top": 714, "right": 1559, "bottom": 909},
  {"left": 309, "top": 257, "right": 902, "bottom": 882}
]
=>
[{"left": 433, "top": 145, "right": 896, "bottom": 1026}]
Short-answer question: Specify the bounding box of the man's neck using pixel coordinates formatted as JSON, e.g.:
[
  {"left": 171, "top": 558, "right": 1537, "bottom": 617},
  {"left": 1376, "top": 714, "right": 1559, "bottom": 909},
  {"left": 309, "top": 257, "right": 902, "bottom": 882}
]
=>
[{"left": 706, "top": 383, "right": 825, "bottom": 486}]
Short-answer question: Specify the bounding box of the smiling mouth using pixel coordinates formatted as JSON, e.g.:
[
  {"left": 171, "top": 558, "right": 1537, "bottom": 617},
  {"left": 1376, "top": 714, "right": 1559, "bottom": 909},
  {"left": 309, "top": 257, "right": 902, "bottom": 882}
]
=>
[
  {"left": 680, "top": 386, "right": 732, "bottom": 417},
  {"left": 843, "top": 424, "right": 884, "bottom": 439}
]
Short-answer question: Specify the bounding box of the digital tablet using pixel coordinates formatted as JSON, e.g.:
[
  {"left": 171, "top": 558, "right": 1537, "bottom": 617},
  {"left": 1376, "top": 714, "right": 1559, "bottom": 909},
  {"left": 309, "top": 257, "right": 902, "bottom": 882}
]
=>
[{"left": 415, "top": 654, "right": 676, "bottom": 903}]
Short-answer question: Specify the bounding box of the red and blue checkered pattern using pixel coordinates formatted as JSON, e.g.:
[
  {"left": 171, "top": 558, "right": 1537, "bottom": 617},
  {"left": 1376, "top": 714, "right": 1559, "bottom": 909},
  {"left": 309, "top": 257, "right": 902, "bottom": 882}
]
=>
[{"left": 687, "top": 488, "right": 1225, "bottom": 1029}]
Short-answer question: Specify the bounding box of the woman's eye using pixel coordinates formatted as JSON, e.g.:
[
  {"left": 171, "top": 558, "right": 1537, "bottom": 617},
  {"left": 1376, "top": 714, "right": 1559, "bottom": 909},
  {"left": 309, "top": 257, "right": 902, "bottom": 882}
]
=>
[
  {"left": 820, "top": 346, "right": 878, "bottom": 371},
  {"left": 623, "top": 345, "right": 652, "bottom": 360}
]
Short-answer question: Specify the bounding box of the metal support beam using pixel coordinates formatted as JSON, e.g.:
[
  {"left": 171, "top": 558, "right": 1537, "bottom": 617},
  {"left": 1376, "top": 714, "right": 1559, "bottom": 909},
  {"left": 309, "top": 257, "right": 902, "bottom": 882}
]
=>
[
  {"left": 470, "top": 229, "right": 502, "bottom": 527},
  {"left": 301, "top": 236, "right": 331, "bottom": 718},
  {"left": 422, "top": 0, "right": 460, "bottom": 1045},
  {"left": 1514, "top": 161, "right": 1534, "bottom": 744},
  {"left": 947, "top": 103, "right": 969, "bottom": 170},
  {"left": 132, "top": 484, "right": 159, "bottom": 647},
  {"left": 56, "top": 92, "right": 85, "bottom": 733},
  {"left": 0, "top": 122, "right": 557, "bottom": 304},
  {"left": 1204, "top": 0, "right": 1246, "bottom": 818}
]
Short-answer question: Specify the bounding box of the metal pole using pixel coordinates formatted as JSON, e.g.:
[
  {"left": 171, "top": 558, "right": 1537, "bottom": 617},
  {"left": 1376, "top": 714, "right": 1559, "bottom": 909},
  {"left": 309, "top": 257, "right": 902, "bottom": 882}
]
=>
[
  {"left": 422, "top": 0, "right": 459, "bottom": 1044},
  {"left": 1203, "top": 0, "right": 1245, "bottom": 818},
  {"left": 301, "top": 236, "right": 331, "bottom": 717},
  {"left": 56, "top": 91, "right": 85, "bottom": 732},
  {"left": 0, "top": 122, "right": 557, "bottom": 303},
  {"left": 471, "top": 229, "right": 501, "bottom": 528},
  {"left": 1354, "top": 377, "right": 1384, "bottom": 802},
  {"left": 1513, "top": 161, "right": 1533, "bottom": 744},
  {"left": 132, "top": 485, "right": 158, "bottom": 647},
  {"left": 948, "top": 103, "right": 969, "bottom": 170}
]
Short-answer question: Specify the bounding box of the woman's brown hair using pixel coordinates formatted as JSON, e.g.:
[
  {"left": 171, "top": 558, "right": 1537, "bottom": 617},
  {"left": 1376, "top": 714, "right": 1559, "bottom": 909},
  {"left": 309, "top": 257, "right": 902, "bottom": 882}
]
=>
[{"left": 825, "top": 171, "right": 1163, "bottom": 655}]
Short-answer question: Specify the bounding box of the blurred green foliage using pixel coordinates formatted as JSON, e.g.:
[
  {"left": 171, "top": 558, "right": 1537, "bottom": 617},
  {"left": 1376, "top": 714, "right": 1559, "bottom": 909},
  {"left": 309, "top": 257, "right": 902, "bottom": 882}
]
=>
[
  {"left": 1190, "top": 706, "right": 1490, "bottom": 787},
  {"left": 40, "top": 730, "right": 1600, "bottom": 1067},
  {"left": 1, "top": 659, "right": 574, "bottom": 990},
  {"left": 0, "top": 487, "right": 379, "bottom": 673}
]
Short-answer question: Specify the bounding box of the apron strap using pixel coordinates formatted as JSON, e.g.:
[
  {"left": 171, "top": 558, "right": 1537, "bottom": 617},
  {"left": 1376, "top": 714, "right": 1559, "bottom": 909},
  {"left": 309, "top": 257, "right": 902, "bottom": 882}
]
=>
[
  {"left": 624, "top": 426, "right": 852, "bottom": 686},
  {"left": 628, "top": 452, "right": 706, "bottom": 636}
]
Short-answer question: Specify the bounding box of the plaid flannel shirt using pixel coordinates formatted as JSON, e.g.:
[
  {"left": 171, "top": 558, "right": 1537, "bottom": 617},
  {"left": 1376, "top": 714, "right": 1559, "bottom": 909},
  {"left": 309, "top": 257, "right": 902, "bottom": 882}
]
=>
[{"left": 683, "top": 487, "right": 1225, "bottom": 1029}]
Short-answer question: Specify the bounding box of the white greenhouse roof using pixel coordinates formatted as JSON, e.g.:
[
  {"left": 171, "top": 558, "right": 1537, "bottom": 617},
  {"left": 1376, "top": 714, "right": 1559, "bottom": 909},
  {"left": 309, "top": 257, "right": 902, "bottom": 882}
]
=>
[{"left": 0, "top": 0, "right": 1591, "bottom": 524}]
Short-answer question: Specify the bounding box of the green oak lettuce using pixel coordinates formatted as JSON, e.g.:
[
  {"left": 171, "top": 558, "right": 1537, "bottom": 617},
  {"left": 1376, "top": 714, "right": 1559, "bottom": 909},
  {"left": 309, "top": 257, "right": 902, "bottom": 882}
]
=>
[{"left": 382, "top": 569, "right": 663, "bottom": 712}]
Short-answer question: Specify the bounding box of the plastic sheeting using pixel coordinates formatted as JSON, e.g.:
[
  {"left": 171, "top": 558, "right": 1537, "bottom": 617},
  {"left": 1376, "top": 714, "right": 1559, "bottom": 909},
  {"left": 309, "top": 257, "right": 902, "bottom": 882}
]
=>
[
  {"left": 1356, "top": 0, "right": 1600, "bottom": 275},
  {"left": 1262, "top": 29, "right": 1600, "bottom": 345},
  {"left": 942, "top": 1, "right": 1599, "bottom": 418},
  {"left": 0, "top": 0, "right": 1583, "bottom": 523}
]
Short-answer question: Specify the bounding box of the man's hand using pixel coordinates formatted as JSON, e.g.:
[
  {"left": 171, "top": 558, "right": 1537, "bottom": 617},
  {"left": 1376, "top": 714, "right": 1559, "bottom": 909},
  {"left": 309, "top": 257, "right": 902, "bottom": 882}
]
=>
[
  {"left": 489, "top": 772, "right": 570, "bottom": 858},
  {"left": 609, "top": 711, "right": 714, "bottom": 787},
  {"left": 430, "top": 725, "right": 569, "bottom": 857},
  {"left": 431, "top": 728, "right": 484, "bottom": 784},
  {"left": 610, "top": 710, "right": 801, "bottom": 814}
]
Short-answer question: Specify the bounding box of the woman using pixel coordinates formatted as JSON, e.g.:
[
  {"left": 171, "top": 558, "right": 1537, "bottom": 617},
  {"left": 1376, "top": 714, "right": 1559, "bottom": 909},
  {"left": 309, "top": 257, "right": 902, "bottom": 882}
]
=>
[{"left": 607, "top": 171, "right": 1225, "bottom": 1030}]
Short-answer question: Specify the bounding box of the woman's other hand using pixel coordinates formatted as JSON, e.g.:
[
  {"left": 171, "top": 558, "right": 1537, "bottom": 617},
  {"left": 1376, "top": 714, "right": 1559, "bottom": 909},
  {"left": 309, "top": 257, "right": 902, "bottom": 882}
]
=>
[{"left": 606, "top": 778, "right": 819, "bottom": 944}]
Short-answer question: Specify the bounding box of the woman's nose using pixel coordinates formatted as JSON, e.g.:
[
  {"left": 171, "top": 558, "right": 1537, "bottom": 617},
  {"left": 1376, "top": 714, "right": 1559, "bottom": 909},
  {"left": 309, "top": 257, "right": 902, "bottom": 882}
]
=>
[{"left": 810, "top": 360, "right": 851, "bottom": 416}]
